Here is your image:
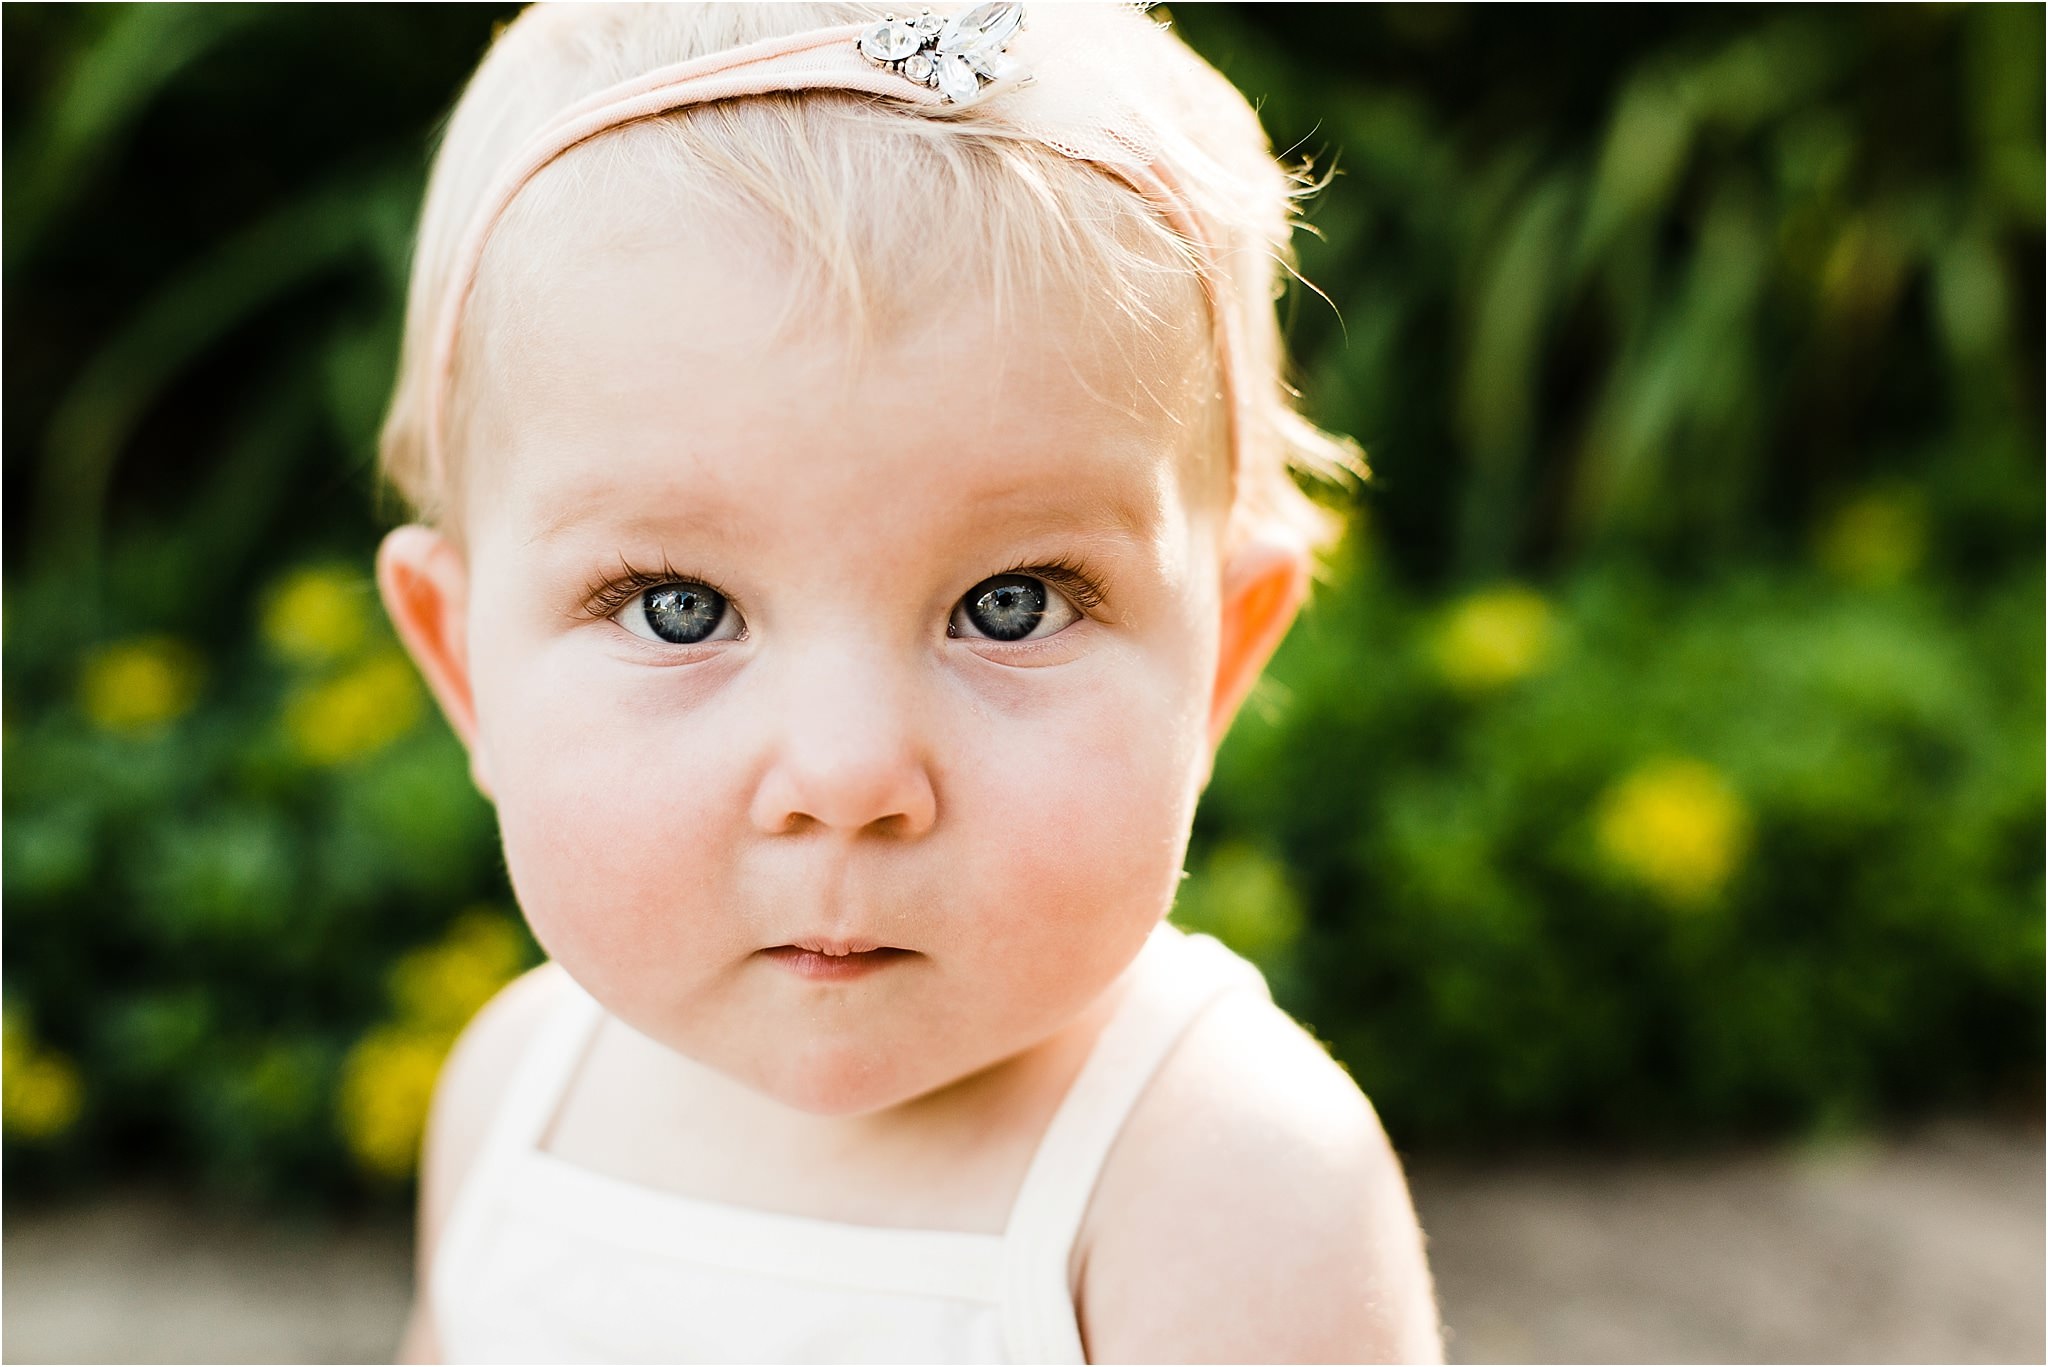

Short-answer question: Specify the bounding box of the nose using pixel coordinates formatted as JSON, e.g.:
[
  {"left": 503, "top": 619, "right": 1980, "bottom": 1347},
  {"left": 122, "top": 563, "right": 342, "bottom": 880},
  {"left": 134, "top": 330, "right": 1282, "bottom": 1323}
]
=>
[{"left": 747, "top": 648, "right": 938, "bottom": 839}]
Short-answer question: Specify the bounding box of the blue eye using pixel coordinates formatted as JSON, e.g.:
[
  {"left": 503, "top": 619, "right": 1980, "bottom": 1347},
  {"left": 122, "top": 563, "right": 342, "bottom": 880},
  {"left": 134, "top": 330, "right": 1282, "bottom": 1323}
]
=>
[
  {"left": 950, "top": 574, "right": 1079, "bottom": 643},
  {"left": 616, "top": 582, "right": 735, "bottom": 645}
]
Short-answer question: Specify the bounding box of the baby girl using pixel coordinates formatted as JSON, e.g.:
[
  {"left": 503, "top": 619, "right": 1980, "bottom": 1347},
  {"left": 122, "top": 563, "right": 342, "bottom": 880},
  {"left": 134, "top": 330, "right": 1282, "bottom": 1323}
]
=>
[{"left": 373, "top": 3, "right": 1440, "bottom": 1360}]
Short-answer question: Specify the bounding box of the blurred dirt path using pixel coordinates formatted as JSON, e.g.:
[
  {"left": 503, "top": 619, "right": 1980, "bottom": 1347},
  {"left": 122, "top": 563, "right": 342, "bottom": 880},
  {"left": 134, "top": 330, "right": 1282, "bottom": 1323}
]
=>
[
  {"left": 4, "top": 1116, "right": 2041, "bottom": 1364},
  {"left": 1408, "top": 1115, "right": 2044, "bottom": 1364}
]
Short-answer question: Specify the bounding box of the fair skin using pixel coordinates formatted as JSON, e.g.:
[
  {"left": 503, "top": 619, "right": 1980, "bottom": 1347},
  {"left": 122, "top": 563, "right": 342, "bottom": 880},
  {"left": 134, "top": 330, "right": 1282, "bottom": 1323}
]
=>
[{"left": 380, "top": 205, "right": 1441, "bottom": 1362}]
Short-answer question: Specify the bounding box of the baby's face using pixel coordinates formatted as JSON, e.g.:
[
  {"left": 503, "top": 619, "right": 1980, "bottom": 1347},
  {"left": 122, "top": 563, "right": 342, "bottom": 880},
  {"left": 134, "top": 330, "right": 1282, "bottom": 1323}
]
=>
[{"left": 450, "top": 221, "right": 1233, "bottom": 1116}]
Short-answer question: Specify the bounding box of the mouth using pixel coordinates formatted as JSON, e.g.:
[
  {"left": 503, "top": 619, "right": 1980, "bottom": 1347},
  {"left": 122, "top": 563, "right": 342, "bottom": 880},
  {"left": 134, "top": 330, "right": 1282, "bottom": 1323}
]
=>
[
  {"left": 780, "top": 936, "right": 900, "bottom": 956},
  {"left": 759, "top": 943, "right": 916, "bottom": 981}
]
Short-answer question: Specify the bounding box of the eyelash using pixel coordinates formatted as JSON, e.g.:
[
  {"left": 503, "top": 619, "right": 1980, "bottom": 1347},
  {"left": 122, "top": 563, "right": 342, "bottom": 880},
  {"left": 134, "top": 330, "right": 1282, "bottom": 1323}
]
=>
[
  {"left": 575, "top": 554, "right": 1110, "bottom": 623},
  {"left": 994, "top": 555, "right": 1108, "bottom": 615},
  {"left": 578, "top": 556, "right": 716, "bottom": 622}
]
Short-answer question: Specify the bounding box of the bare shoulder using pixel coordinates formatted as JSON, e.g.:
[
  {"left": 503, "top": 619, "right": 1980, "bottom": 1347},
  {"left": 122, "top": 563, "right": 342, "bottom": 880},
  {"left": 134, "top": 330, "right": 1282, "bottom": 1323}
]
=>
[
  {"left": 399, "top": 960, "right": 576, "bottom": 1364},
  {"left": 1077, "top": 988, "right": 1444, "bottom": 1365}
]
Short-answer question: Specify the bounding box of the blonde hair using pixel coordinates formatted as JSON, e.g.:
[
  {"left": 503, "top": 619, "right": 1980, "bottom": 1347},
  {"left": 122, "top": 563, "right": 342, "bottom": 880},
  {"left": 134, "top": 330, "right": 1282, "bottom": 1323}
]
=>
[{"left": 378, "top": 2, "right": 1364, "bottom": 550}]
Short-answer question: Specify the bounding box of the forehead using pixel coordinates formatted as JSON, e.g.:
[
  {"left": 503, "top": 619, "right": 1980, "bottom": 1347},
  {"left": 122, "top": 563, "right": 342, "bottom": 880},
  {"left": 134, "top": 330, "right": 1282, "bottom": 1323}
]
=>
[{"left": 465, "top": 192, "right": 1225, "bottom": 545}]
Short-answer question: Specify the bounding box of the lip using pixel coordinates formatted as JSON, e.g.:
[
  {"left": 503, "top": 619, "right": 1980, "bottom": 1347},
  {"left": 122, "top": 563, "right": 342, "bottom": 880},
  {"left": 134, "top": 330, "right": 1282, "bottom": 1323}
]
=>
[
  {"left": 760, "top": 945, "right": 916, "bottom": 982},
  {"left": 785, "top": 936, "right": 891, "bottom": 956}
]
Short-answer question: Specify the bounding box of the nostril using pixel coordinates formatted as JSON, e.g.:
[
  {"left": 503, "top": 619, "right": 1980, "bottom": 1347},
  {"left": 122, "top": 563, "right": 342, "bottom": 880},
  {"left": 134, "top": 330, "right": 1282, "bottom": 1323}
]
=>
[{"left": 748, "top": 749, "right": 939, "bottom": 838}]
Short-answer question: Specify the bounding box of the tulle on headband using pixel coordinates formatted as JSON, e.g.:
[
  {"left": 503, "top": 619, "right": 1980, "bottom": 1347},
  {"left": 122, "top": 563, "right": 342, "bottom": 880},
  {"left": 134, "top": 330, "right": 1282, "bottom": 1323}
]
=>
[{"left": 422, "top": 2, "right": 1246, "bottom": 500}]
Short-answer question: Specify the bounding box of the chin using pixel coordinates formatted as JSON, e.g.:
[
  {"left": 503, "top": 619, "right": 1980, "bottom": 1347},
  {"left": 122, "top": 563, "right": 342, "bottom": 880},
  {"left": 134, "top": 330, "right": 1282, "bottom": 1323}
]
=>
[{"left": 745, "top": 1040, "right": 943, "bottom": 1117}]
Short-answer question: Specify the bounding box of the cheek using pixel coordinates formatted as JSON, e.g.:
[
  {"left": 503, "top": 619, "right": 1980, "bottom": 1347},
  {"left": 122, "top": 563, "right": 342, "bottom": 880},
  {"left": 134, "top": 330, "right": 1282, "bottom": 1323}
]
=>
[
  {"left": 948, "top": 635, "right": 1212, "bottom": 962},
  {"left": 469, "top": 639, "right": 749, "bottom": 980}
]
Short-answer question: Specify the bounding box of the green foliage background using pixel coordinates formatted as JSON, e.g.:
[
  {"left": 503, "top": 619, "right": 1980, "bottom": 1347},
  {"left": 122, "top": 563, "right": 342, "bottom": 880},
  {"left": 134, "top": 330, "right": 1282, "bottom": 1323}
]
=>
[{"left": 4, "top": 4, "right": 2040, "bottom": 1206}]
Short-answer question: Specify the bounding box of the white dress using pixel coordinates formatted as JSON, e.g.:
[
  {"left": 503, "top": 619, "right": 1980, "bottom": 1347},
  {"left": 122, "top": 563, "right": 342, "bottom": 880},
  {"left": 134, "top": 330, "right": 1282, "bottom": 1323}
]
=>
[{"left": 432, "top": 922, "right": 1271, "bottom": 1363}]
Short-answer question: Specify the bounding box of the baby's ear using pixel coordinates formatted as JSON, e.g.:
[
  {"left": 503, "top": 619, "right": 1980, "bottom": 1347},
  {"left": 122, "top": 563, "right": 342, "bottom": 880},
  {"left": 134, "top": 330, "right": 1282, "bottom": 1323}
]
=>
[
  {"left": 377, "top": 525, "right": 492, "bottom": 799},
  {"left": 1207, "top": 529, "right": 1312, "bottom": 754}
]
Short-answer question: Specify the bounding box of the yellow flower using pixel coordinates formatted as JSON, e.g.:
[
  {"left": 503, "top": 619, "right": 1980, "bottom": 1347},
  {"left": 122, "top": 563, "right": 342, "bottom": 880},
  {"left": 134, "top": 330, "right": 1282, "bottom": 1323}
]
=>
[
  {"left": 1170, "top": 844, "right": 1305, "bottom": 963},
  {"left": 1816, "top": 488, "right": 1926, "bottom": 588},
  {"left": 1, "top": 1009, "right": 25, "bottom": 1073},
  {"left": 2, "top": 1014, "right": 84, "bottom": 1140},
  {"left": 79, "top": 637, "right": 203, "bottom": 734},
  {"left": 389, "top": 910, "right": 529, "bottom": 1035},
  {"left": 285, "top": 653, "right": 423, "bottom": 765},
  {"left": 1432, "top": 585, "right": 1556, "bottom": 693},
  {"left": 263, "top": 565, "right": 372, "bottom": 664},
  {"left": 1595, "top": 757, "right": 1752, "bottom": 905},
  {"left": 336, "top": 1025, "right": 450, "bottom": 1180}
]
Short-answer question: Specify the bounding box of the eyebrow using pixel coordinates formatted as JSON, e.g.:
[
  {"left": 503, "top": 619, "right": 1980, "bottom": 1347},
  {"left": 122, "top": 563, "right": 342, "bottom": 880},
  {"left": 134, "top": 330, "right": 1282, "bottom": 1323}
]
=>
[
  {"left": 968, "top": 479, "right": 1159, "bottom": 544},
  {"left": 527, "top": 497, "right": 723, "bottom": 547},
  {"left": 525, "top": 476, "right": 1161, "bottom": 549}
]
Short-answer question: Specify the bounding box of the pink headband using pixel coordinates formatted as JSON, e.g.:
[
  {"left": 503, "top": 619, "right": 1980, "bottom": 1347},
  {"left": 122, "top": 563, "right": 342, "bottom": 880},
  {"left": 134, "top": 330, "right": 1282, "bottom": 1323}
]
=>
[{"left": 424, "top": 7, "right": 1245, "bottom": 496}]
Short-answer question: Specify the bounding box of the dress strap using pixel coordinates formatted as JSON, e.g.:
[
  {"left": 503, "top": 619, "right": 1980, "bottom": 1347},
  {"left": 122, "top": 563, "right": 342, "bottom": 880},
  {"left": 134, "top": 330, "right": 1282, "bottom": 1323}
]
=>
[
  {"left": 479, "top": 972, "right": 609, "bottom": 1155},
  {"left": 430, "top": 970, "right": 606, "bottom": 1320},
  {"left": 998, "top": 923, "right": 1271, "bottom": 1362}
]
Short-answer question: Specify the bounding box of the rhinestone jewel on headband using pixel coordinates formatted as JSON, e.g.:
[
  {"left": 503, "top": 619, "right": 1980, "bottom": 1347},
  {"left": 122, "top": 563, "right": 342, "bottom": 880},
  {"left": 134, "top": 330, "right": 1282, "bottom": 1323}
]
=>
[{"left": 857, "top": 3, "right": 1026, "bottom": 104}]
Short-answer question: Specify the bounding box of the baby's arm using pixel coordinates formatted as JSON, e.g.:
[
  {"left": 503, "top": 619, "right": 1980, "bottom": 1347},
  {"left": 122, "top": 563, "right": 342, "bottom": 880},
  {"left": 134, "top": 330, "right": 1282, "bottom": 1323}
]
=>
[
  {"left": 1076, "top": 991, "right": 1443, "bottom": 1364},
  {"left": 396, "top": 962, "right": 572, "bottom": 1365}
]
